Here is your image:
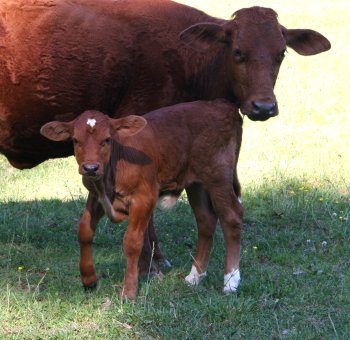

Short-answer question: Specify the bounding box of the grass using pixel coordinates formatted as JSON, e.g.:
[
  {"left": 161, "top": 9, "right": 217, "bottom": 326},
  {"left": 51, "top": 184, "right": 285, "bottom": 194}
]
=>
[
  {"left": 1, "top": 0, "right": 349, "bottom": 338},
  {"left": 0, "top": 167, "right": 349, "bottom": 338}
]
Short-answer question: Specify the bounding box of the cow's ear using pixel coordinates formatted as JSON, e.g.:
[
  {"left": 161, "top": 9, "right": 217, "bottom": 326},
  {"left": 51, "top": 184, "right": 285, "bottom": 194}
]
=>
[
  {"left": 110, "top": 115, "right": 147, "bottom": 137},
  {"left": 282, "top": 27, "right": 331, "bottom": 56},
  {"left": 180, "top": 23, "right": 230, "bottom": 52},
  {"left": 40, "top": 121, "right": 73, "bottom": 141}
]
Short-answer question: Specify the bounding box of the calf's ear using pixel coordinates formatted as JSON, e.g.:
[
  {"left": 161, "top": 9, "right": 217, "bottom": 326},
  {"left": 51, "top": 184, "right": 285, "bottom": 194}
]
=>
[
  {"left": 40, "top": 121, "right": 73, "bottom": 141},
  {"left": 180, "top": 23, "right": 230, "bottom": 52},
  {"left": 110, "top": 115, "right": 147, "bottom": 138},
  {"left": 282, "top": 27, "right": 331, "bottom": 56}
]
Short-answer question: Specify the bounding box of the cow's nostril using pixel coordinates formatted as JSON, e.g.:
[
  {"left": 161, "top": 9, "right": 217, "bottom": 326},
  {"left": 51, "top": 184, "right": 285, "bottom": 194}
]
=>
[
  {"left": 83, "top": 163, "right": 99, "bottom": 173},
  {"left": 252, "top": 101, "right": 276, "bottom": 114}
]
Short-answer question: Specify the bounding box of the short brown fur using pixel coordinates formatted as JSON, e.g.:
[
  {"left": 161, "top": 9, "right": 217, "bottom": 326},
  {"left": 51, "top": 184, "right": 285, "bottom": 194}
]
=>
[
  {"left": 41, "top": 100, "right": 243, "bottom": 299},
  {"left": 1, "top": 1, "right": 330, "bottom": 168}
]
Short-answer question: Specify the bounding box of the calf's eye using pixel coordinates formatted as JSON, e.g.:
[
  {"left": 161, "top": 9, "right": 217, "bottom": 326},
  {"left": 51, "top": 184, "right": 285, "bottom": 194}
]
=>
[{"left": 101, "top": 138, "right": 111, "bottom": 146}]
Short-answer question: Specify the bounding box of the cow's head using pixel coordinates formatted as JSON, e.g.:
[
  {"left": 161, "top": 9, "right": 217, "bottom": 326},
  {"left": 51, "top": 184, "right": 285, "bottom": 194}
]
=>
[
  {"left": 180, "top": 6, "right": 331, "bottom": 121},
  {"left": 40, "top": 111, "right": 147, "bottom": 178}
]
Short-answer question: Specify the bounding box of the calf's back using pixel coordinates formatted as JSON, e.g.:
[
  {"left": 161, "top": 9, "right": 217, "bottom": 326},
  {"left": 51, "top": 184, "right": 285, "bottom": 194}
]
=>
[{"left": 114, "top": 100, "right": 242, "bottom": 195}]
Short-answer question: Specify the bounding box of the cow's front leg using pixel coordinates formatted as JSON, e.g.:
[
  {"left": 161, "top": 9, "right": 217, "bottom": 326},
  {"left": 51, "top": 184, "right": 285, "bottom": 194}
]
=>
[
  {"left": 78, "top": 193, "right": 104, "bottom": 289},
  {"left": 122, "top": 194, "right": 156, "bottom": 299}
]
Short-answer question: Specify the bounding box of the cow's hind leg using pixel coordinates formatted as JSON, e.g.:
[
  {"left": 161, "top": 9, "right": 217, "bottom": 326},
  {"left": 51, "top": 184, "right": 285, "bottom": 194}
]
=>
[
  {"left": 185, "top": 183, "right": 218, "bottom": 285},
  {"left": 78, "top": 193, "right": 104, "bottom": 289},
  {"left": 208, "top": 186, "right": 243, "bottom": 293}
]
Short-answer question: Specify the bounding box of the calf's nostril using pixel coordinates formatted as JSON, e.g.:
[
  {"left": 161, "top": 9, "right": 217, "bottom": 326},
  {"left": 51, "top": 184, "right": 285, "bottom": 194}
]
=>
[{"left": 83, "top": 163, "right": 99, "bottom": 173}]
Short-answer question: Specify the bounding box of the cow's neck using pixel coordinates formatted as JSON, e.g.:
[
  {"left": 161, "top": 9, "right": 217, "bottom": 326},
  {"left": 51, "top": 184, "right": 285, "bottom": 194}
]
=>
[{"left": 181, "top": 47, "right": 235, "bottom": 102}]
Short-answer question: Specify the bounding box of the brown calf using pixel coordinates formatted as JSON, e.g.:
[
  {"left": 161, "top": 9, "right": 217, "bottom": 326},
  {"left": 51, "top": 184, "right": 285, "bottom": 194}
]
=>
[{"left": 41, "top": 100, "right": 243, "bottom": 299}]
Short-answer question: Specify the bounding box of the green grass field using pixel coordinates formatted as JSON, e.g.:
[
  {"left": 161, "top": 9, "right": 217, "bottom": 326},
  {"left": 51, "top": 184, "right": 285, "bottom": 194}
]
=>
[{"left": 0, "top": 0, "right": 349, "bottom": 338}]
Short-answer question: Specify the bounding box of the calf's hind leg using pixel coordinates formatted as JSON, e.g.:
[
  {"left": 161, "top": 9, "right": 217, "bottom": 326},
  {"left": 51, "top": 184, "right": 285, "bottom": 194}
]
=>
[
  {"left": 209, "top": 186, "right": 243, "bottom": 293},
  {"left": 138, "top": 216, "right": 166, "bottom": 277},
  {"left": 185, "top": 184, "right": 218, "bottom": 285},
  {"left": 78, "top": 193, "right": 104, "bottom": 289}
]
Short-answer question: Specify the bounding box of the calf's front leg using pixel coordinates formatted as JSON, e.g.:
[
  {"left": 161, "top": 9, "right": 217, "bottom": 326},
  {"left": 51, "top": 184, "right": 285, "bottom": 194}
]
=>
[
  {"left": 78, "top": 193, "right": 104, "bottom": 289},
  {"left": 122, "top": 195, "right": 156, "bottom": 299}
]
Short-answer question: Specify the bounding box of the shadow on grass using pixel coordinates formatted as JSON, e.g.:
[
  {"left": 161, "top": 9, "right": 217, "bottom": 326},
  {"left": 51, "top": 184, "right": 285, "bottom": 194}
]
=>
[
  {"left": 0, "top": 177, "right": 348, "bottom": 296},
  {"left": 0, "top": 179, "right": 349, "bottom": 338}
]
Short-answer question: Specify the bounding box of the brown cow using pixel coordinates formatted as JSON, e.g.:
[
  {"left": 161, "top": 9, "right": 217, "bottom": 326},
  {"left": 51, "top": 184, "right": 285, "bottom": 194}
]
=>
[
  {"left": 0, "top": 1, "right": 330, "bottom": 168},
  {"left": 41, "top": 100, "right": 243, "bottom": 299},
  {"left": 0, "top": 0, "right": 330, "bottom": 275}
]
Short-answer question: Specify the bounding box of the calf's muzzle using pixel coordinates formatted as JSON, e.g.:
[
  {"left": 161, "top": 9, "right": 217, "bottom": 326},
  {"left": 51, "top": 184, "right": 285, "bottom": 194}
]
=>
[{"left": 82, "top": 163, "right": 100, "bottom": 176}]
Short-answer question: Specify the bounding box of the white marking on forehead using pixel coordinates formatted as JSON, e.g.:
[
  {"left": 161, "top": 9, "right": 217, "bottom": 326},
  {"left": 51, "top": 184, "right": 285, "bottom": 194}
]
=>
[{"left": 86, "top": 118, "right": 96, "bottom": 128}]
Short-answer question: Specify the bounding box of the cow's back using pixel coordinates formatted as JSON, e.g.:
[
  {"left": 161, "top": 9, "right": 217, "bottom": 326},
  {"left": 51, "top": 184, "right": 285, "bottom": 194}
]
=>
[
  {"left": 0, "top": 0, "right": 218, "bottom": 168},
  {"left": 0, "top": 0, "right": 136, "bottom": 114},
  {"left": 0, "top": 0, "right": 213, "bottom": 115}
]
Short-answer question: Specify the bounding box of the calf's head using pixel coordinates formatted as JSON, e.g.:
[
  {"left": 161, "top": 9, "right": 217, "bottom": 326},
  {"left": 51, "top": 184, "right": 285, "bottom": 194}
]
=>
[
  {"left": 40, "top": 110, "right": 146, "bottom": 178},
  {"left": 180, "top": 6, "right": 331, "bottom": 121}
]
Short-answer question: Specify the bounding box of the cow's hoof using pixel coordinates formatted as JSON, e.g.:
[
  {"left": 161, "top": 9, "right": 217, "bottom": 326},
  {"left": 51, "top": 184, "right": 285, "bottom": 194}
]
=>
[
  {"left": 162, "top": 258, "right": 172, "bottom": 269},
  {"left": 149, "top": 270, "right": 164, "bottom": 281},
  {"left": 185, "top": 265, "right": 207, "bottom": 285}
]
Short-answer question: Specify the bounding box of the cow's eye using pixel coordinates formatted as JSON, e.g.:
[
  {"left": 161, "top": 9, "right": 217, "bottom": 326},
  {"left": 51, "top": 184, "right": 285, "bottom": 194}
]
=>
[
  {"left": 72, "top": 138, "right": 78, "bottom": 145},
  {"left": 233, "top": 48, "right": 245, "bottom": 62}
]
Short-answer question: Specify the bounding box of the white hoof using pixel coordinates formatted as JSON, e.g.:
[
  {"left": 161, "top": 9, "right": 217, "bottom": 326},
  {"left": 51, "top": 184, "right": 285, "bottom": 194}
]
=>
[
  {"left": 223, "top": 269, "right": 240, "bottom": 293},
  {"left": 185, "top": 265, "right": 207, "bottom": 285}
]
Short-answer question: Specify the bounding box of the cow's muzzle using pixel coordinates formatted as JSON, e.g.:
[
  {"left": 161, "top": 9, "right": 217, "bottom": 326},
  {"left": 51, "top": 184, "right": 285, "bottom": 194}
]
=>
[{"left": 244, "top": 101, "right": 279, "bottom": 121}]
